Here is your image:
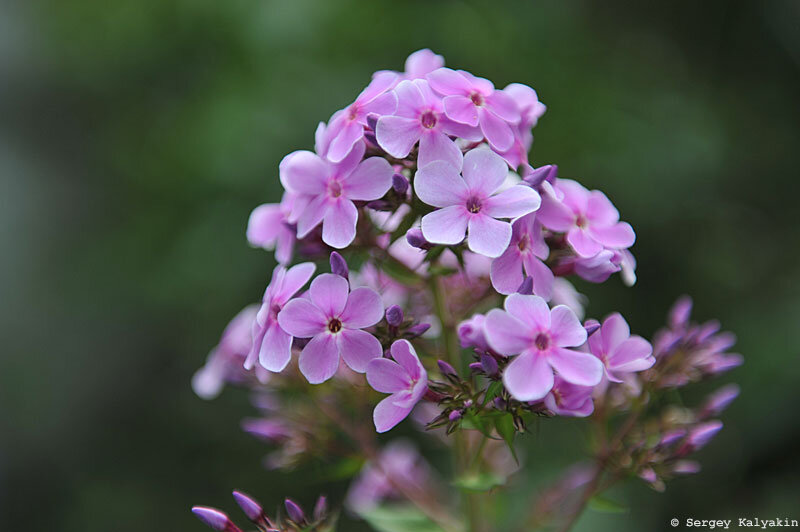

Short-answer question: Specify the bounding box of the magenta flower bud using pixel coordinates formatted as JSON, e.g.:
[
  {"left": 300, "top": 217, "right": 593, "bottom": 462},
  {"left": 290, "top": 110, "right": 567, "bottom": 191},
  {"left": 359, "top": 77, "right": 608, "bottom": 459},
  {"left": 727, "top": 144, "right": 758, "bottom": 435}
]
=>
[
  {"left": 638, "top": 467, "right": 658, "bottom": 483},
  {"left": 365, "top": 113, "right": 379, "bottom": 131},
  {"left": 463, "top": 399, "right": 473, "bottom": 409},
  {"left": 669, "top": 295, "right": 693, "bottom": 328},
  {"left": 493, "top": 397, "right": 507, "bottom": 409},
  {"left": 583, "top": 319, "right": 601, "bottom": 337},
  {"left": 480, "top": 353, "right": 498, "bottom": 376},
  {"left": 392, "top": 173, "right": 409, "bottom": 195},
  {"left": 517, "top": 276, "right": 534, "bottom": 295},
  {"left": 523, "top": 164, "right": 557, "bottom": 188},
  {"left": 437, "top": 360, "right": 457, "bottom": 377},
  {"left": 284, "top": 499, "right": 306, "bottom": 524},
  {"left": 700, "top": 384, "right": 740, "bottom": 418},
  {"left": 448, "top": 410, "right": 462, "bottom": 422},
  {"left": 232, "top": 491, "right": 263, "bottom": 523},
  {"left": 366, "top": 199, "right": 394, "bottom": 211},
  {"left": 672, "top": 460, "right": 701, "bottom": 475},
  {"left": 406, "top": 228, "right": 432, "bottom": 250},
  {"left": 386, "top": 305, "right": 404, "bottom": 327},
  {"left": 329, "top": 251, "right": 349, "bottom": 280},
  {"left": 313, "top": 495, "right": 328, "bottom": 521},
  {"left": 364, "top": 131, "right": 379, "bottom": 148},
  {"left": 469, "top": 362, "right": 483, "bottom": 373},
  {"left": 406, "top": 323, "right": 431, "bottom": 337},
  {"left": 191, "top": 507, "right": 242, "bottom": 532},
  {"left": 688, "top": 420, "right": 723, "bottom": 450},
  {"left": 659, "top": 428, "right": 687, "bottom": 447}
]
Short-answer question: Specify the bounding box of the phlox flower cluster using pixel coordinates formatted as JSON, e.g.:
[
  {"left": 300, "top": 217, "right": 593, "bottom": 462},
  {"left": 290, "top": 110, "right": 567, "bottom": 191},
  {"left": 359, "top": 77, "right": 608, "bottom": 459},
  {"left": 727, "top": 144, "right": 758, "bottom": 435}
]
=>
[{"left": 191, "top": 49, "right": 741, "bottom": 532}]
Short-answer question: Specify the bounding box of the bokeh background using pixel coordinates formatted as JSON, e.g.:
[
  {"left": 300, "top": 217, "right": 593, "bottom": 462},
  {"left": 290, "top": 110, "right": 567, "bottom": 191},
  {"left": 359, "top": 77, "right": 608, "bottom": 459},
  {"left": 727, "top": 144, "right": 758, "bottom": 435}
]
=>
[{"left": 2, "top": 1, "right": 799, "bottom": 530}]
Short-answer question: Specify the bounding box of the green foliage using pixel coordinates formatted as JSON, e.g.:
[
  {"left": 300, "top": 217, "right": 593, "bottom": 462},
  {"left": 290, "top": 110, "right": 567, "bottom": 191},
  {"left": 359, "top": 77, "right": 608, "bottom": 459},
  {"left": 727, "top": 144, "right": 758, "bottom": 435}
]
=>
[{"left": 360, "top": 505, "right": 445, "bottom": 532}]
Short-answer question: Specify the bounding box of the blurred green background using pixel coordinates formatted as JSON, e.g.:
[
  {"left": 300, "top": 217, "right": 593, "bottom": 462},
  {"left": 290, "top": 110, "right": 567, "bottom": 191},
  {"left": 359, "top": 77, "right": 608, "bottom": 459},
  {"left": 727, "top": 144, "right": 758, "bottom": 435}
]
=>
[{"left": 2, "top": 0, "right": 799, "bottom": 530}]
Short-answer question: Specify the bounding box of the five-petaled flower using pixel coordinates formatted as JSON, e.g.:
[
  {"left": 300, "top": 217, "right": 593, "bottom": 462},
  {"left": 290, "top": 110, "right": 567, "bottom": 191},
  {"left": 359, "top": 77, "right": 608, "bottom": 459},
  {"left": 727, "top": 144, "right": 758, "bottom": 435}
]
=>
[
  {"left": 278, "top": 273, "right": 384, "bottom": 384},
  {"left": 484, "top": 294, "right": 603, "bottom": 401},
  {"left": 366, "top": 339, "right": 428, "bottom": 433},
  {"left": 490, "top": 213, "right": 554, "bottom": 298},
  {"left": 587, "top": 312, "right": 655, "bottom": 382},
  {"left": 415, "top": 148, "right": 541, "bottom": 258}
]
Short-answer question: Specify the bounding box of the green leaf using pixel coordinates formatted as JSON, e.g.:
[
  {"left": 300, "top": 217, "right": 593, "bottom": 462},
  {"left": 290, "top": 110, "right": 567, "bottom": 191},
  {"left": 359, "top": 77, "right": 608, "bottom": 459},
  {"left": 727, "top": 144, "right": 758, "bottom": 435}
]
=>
[
  {"left": 588, "top": 494, "right": 629, "bottom": 514},
  {"left": 494, "top": 413, "right": 519, "bottom": 464},
  {"left": 482, "top": 381, "right": 503, "bottom": 406},
  {"left": 389, "top": 209, "right": 417, "bottom": 243},
  {"left": 361, "top": 505, "right": 446, "bottom": 532},
  {"left": 452, "top": 471, "right": 505, "bottom": 492},
  {"left": 462, "top": 412, "right": 493, "bottom": 438}
]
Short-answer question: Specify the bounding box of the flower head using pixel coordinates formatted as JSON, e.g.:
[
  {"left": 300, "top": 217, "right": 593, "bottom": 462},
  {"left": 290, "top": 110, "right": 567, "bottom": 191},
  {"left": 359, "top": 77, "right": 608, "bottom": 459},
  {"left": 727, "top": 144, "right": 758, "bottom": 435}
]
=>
[
  {"left": 537, "top": 178, "right": 635, "bottom": 258},
  {"left": 587, "top": 312, "right": 655, "bottom": 382},
  {"left": 543, "top": 376, "right": 595, "bottom": 417},
  {"left": 245, "top": 262, "right": 316, "bottom": 372},
  {"left": 427, "top": 68, "right": 521, "bottom": 151},
  {"left": 490, "top": 213, "right": 554, "bottom": 298},
  {"left": 278, "top": 273, "right": 384, "bottom": 383},
  {"left": 484, "top": 294, "right": 603, "bottom": 401},
  {"left": 415, "top": 148, "right": 541, "bottom": 258},
  {"left": 366, "top": 339, "right": 428, "bottom": 433},
  {"left": 279, "top": 142, "right": 393, "bottom": 248}
]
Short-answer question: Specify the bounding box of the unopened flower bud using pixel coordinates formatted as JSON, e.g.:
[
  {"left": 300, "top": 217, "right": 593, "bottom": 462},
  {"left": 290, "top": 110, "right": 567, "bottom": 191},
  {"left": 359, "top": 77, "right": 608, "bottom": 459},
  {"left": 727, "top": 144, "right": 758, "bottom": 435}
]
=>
[
  {"left": 638, "top": 467, "right": 658, "bottom": 483},
  {"left": 284, "top": 499, "right": 306, "bottom": 524},
  {"left": 448, "top": 410, "right": 462, "bottom": 422},
  {"left": 437, "top": 360, "right": 457, "bottom": 377},
  {"left": 480, "top": 353, "right": 499, "bottom": 376},
  {"left": 463, "top": 399, "right": 473, "bottom": 409},
  {"left": 672, "top": 460, "right": 701, "bottom": 475},
  {"left": 386, "top": 305, "right": 404, "bottom": 327},
  {"left": 232, "top": 491, "right": 263, "bottom": 523},
  {"left": 469, "top": 362, "right": 483, "bottom": 373},
  {"left": 687, "top": 420, "right": 723, "bottom": 450},
  {"left": 583, "top": 319, "right": 601, "bottom": 337},
  {"left": 330, "top": 252, "right": 349, "bottom": 280},
  {"left": 366, "top": 113, "right": 379, "bottom": 131},
  {"left": 366, "top": 199, "right": 394, "bottom": 211},
  {"left": 192, "top": 507, "right": 242, "bottom": 532},
  {"left": 493, "top": 397, "right": 507, "bottom": 410},
  {"left": 313, "top": 495, "right": 328, "bottom": 521},
  {"left": 523, "top": 164, "right": 557, "bottom": 188},
  {"left": 700, "top": 384, "right": 740, "bottom": 418},
  {"left": 517, "top": 276, "right": 534, "bottom": 295},
  {"left": 364, "top": 131, "right": 379, "bottom": 147},
  {"left": 406, "top": 323, "right": 431, "bottom": 337},
  {"left": 392, "top": 173, "right": 409, "bottom": 195},
  {"left": 406, "top": 228, "right": 433, "bottom": 250}
]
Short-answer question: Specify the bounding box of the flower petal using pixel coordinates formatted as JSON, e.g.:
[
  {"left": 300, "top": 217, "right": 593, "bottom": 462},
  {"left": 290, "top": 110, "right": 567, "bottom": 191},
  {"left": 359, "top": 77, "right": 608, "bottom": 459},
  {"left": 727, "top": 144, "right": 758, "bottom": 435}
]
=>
[
  {"left": 246, "top": 204, "right": 283, "bottom": 248},
  {"left": 486, "top": 90, "right": 521, "bottom": 123},
  {"left": 414, "top": 161, "right": 468, "bottom": 208},
  {"left": 375, "top": 116, "right": 421, "bottom": 158},
  {"left": 467, "top": 214, "right": 512, "bottom": 258},
  {"left": 418, "top": 131, "right": 463, "bottom": 169},
  {"left": 343, "top": 157, "right": 393, "bottom": 201},
  {"left": 462, "top": 148, "right": 508, "bottom": 196},
  {"left": 296, "top": 195, "right": 329, "bottom": 238},
  {"left": 567, "top": 228, "right": 604, "bottom": 258},
  {"left": 338, "top": 329, "right": 382, "bottom": 373},
  {"left": 503, "top": 351, "right": 554, "bottom": 401},
  {"left": 586, "top": 190, "right": 620, "bottom": 225},
  {"left": 373, "top": 395, "right": 413, "bottom": 433},
  {"left": 587, "top": 222, "right": 635, "bottom": 249},
  {"left": 504, "top": 293, "right": 551, "bottom": 331},
  {"left": 479, "top": 108, "right": 514, "bottom": 152},
  {"left": 484, "top": 307, "right": 532, "bottom": 355},
  {"left": 277, "top": 262, "right": 317, "bottom": 304},
  {"left": 601, "top": 312, "right": 630, "bottom": 353},
  {"left": 426, "top": 67, "right": 470, "bottom": 96},
  {"left": 609, "top": 336, "right": 653, "bottom": 371},
  {"left": 549, "top": 305, "right": 588, "bottom": 347},
  {"left": 298, "top": 334, "right": 340, "bottom": 384},
  {"left": 277, "top": 298, "right": 327, "bottom": 338},
  {"left": 366, "top": 358, "right": 410, "bottom": 393},
  {"left": 390, "top": 339, "right": 423, "bottom": 380},
  {"left": 522, "top": 254, "right": 555, "bottom": 300},
  {"left": 548, "top": 348, "right": 604, "bottom": 386},
  {"left": 490, "top": 247, "right": 524, "bottom": 295},
  {"left": 327, "top": 121, "right": 364, "bottom": 163},
  {"left": 322, "top": 199, "right": 359, "bottom": 249},
  {"left": 420, "top": 205, "right": 468, "bottom": 245},
  {"left": 309, "top": 273, "right": 350, "bottom": 317},
  {"left": 279, "top": 151, "right": 328, "bottom": 195},
  {"left": 341, "top": 287, "right": 384, "bottom": 329},
  {"left": 443, "top": 95, "right": 479, "bottom": 126},
  {"left": 483, "top": 185, "right": 541, "bottom": 219},
  {"left": 259, "top": 323, "right": 293, "bottom": 372}
]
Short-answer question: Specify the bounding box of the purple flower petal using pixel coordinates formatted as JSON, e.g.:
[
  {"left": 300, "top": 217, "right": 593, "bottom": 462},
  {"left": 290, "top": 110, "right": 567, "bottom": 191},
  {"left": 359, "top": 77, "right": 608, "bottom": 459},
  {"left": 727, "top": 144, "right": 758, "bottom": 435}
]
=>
[
  {"left": 461, "top": 148, "right": 508, "bottom": 196},
  {"left": 587, "top": 222, "right": 636, "bottom": 249},
  {"left": 522, "top": 254, "right": 555, "bottom": 300},
  {"left": 484, "top": 307, "right": 532, "bottom": 354},
  {"left": 502, "top": 351, "right": 553, "bottom": 401},
  {"left": 600, "top": 312, "right": 630, "bottom": 353},
  {"left": 485, "top": 90, "right": 521, "bottom": 123},
  {"left": 418, "top": 131, "right": 463, "bottom": 169},
  {"left": 327, "top": 121, "right": 364, "bottom": 163},
  {"left": 343, "top": 157, "right": 393, "bottom": 201},
  {"left": 482, "top": 185, "right": 541, "bottom": 219},
  {"left": 337, "top": 329, "right": 382, "bottom": 372},
  {"left": 420, "top": 205, "right": 469, "bottom": 245},
  {"left": 277, "top": 262, "right": 317, "bottom": 304},
  {"left": 567, "top": 227, "right": 604, "bottom": 258},
  {"left": 376, "top": 116, "right": 421, "bottom": 158},
  {"left": 490, "top": 247, "right": 524, "bottom": 295},
  {"left": 366, "top": 358, "right": 411, "bottom": 393},
  {"left": 277, "top": 299, "right": 327, "bottom": 338},
  {"left": 443, "top": 95, "right": 479, "bottom": 126},
  {"left": 504, "top": 293, "right": 550, "bottom": 330},
  {"left": 549, "top": 305, "right": 588, "bottom": 347},
  {"left": 296, "top": 194, "right": 329, "bottom": 238},
  {"left": 341, "top": 287, "right": 384, "bottom": 329},
  {"left": 363, "top": 90, "right": 398, "bottom": 117},
  {"left": 259, "top": 323, "right": 293, "bottom": 372},
  {"left": 467, "top": 214, "right": 512, "bottom": 258},
  {"left": 548, "top": 347, "right": 603, "bottom": 387},
  {"left": 426, "top": 67, "right": 470, "bottom": 96},
  {"left": 414, "top": 161, "right": 468, "bottom": 208},
  {"left": 608, "top": 336, "right": 654, "bottom": 371},
  {"left": 390, "top": 339, "right": 423, "bottom": 380},
  {"left": 322, "top": 198, "right": 358, "bottom": 249},
  {"left": 586, "top": 190, "right": 620, "bottom": 225},
  {"left": 479, "top": 107, "right": 515, "bottom": 152},
  {"left": 298, "top": 333, "right": 340, "bottom": 384},
  {"left": 309, "top": 273, "right": 349, "bottom": 318},
  {"left": 246, "top": 204, "right": 283, "bottom": 248},
  {"left": 373, "top": 395, "right": 413, "bottom": 433},
  {"left": 279, "top": 150, "right": 328, "bottom": 195}
]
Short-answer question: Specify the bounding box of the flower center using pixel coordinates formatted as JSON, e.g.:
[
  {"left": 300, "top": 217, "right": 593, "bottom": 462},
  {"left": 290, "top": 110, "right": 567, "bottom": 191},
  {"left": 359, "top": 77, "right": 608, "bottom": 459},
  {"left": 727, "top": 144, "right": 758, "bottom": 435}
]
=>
[
  {"left": 269, "top": 303, "right": 282, "bottom": 321},
  {"left": 469, "top": 91, "right": 485, "bottom": 107},
  {"left": 347, "top": 103, "right": 359, "bottom": 121},
  {"left": 420, "top": 110, "right": 437, "bottom": 129},
  {"left": 534, "top": 333, "right": 550, "bottom": 351},
  {"left": 466, "top": 196, "right": 482, "bottom": 214},
  {"left": 575, "top": 214, "right": 588, "bottom": 228},
  {"left": 517, "top": 234, "right": 530, "bottom": 252},
  {"left": 328, "top": 180, "right": 343, "bottom": 198},
  {"left": 328, "top": 318, "right": 342, "bottom": 334}
]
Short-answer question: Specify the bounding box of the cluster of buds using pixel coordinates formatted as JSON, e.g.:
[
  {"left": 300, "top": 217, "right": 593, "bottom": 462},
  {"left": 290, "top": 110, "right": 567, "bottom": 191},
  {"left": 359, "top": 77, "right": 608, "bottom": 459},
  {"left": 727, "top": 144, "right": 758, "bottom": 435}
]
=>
[
  {"left": 193, "top": 492, "right": 332, "bottom": 532},
  {"left": 191, "top": 49, "right": 742, "bottom": 531}
]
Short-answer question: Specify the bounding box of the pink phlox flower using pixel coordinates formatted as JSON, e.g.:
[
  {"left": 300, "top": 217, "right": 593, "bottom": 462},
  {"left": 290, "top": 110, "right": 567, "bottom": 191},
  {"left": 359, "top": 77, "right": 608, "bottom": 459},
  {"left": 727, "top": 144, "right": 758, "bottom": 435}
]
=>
[
  {"left": 426, "top": 68, "right": 522, "bottom": 152},
  {"left": 484, "top": 294, "right": 603, "bottom": 401},
  {"left": 543, "top": 375, "right": 595, "bottom": 417},
  {"left": 587, "top": 312, "right": 654, "bottom": 382},
  {"left": 246, "top": 191, "right": 297, "bottom": 264},
  {"left": 403, "top": 49, "right": 445, "bottom": 80},
  {"left": 245, "top": 262, "right": 317, "bottom": 372},
  {"left": 415, "top": 148, "right": 541, "bottom": 258},
  {"left": 537, "top": 178, "right": 635, "bottom": 258},
  {"left": 366, "top": 339, "right": 428, "bottom": 433},
  {"left": 490, "top": 213, "right": 554, "bottom": 298},
  {"left": 279, "top": 141, "right": 393, "bottom": 248},
  {"left": 278, "top": 273, "right": 384, "bottom": 383}
]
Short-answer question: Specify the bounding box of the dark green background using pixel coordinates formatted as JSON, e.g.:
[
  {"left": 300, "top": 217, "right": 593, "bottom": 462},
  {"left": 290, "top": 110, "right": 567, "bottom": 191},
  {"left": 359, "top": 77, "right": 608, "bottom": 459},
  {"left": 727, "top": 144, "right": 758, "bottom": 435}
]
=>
[{"left": 2, "top": 1, "right": 798, "bottom": 530}]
